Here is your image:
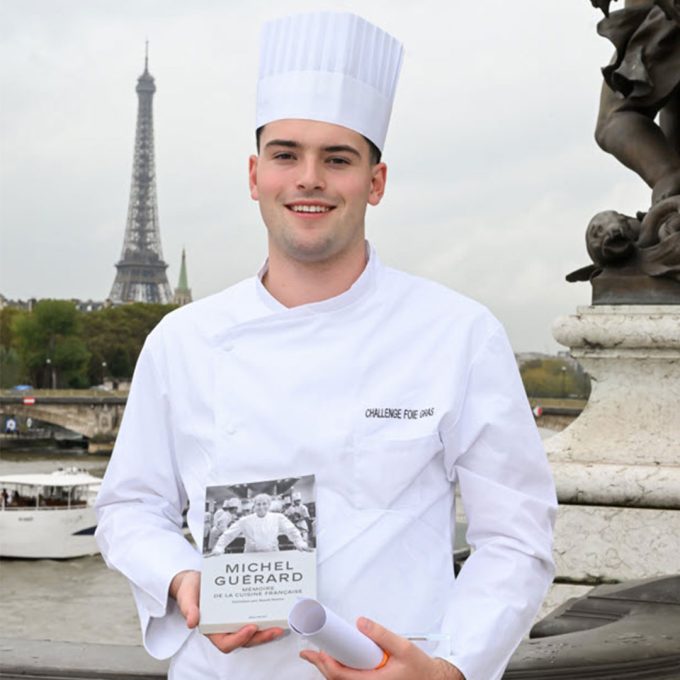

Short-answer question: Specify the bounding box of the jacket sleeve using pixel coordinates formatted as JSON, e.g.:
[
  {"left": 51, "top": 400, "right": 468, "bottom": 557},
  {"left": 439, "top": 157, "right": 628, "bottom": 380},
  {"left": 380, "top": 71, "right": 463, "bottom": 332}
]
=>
[
  {"left": 439, "top": 324, "right": 557, "bottom": 680},
  {"left": 212, "top": 518, "right": 245, "bottom": 554},
  {"left": 278, "top": 514, "right": 307, "bottom": 549},
  {"left": 95, "top": 330, "right": 202, "bottom": 659}
]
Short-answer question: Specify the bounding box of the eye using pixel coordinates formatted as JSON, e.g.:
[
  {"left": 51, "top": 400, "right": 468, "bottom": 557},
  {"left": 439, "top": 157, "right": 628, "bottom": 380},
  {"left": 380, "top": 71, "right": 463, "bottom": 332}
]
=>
[
  {"left": 272, "top": 152, "right": 295, "bottom": 161},
  {"left": 327, "top": 156, "right": 351, "bottom": 165}
]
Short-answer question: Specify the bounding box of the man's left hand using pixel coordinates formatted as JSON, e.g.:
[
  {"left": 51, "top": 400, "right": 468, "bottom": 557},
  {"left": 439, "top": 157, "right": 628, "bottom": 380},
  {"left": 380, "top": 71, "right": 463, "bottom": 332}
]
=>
[{"left": 300, "top": 617, "right": 465, "bottom": 679}]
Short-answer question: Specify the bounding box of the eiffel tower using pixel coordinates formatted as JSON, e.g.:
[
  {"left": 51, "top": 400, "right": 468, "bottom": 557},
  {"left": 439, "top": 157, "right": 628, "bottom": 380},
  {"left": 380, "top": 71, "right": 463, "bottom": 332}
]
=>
[{"left": 110, "top": 45, "right": 172, "bottom": 304}]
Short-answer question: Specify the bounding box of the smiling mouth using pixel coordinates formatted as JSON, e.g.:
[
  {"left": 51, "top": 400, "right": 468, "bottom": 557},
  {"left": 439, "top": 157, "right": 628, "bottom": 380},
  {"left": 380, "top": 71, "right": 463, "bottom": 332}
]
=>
[{"left": 286, "top": 203, "right": 335, "bottom": 214}]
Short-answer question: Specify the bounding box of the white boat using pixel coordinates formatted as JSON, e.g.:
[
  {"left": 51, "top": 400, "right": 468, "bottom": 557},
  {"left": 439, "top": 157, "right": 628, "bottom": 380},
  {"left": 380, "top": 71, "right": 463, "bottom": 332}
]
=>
[{"left": 0, "top": 467, "right": 102, "bottom": 559}]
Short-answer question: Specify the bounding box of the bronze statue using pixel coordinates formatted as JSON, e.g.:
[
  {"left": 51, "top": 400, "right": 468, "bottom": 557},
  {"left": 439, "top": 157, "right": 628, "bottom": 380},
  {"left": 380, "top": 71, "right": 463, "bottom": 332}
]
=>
[{"left": 571, "top": 0, "right": 680, "bottom": 302}]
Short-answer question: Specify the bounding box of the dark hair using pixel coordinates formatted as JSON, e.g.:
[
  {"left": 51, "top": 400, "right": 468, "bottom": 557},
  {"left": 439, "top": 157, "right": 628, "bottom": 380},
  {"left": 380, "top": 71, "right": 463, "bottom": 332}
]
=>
[{"left": 255, "top": 126, "right": 382, "bottom": 165}]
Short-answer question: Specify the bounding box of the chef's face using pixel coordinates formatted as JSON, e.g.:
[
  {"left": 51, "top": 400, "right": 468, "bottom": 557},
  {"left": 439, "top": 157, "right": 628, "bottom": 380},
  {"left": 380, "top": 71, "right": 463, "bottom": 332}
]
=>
[
  {"left": 253, "top": 497, "right": 271, "bottom": 517},
  {"left": 249, "top": 119, "right": 386, "bottom": 266}
]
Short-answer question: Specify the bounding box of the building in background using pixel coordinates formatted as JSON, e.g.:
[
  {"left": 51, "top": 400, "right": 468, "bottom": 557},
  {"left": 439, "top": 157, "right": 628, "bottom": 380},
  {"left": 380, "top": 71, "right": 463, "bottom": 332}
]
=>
[
  {"left": 0, "top": 296, "right": 107, "bottom": 313},
  {"left": 173, "top": 248, "right": 192, "bottom": 307},
  {"left": 109, "top": 46, "right": 173, "bottom": 305}
]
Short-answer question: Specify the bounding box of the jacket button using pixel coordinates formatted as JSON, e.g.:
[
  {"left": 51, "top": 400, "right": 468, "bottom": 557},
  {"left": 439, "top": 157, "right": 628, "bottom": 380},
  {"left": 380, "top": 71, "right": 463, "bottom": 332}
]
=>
[
  {"left": 226, "top": 425, "right": 236, "bottom": 435},
  {"left": 224, "top": 343, "right": 234, "bottom": 352}
]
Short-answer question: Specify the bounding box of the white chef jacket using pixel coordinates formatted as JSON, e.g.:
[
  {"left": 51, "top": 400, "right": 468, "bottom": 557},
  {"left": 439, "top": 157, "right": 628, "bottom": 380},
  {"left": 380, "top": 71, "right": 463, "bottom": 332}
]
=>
[
  {"left": 212, "top": 512, "right": 306, "bottom": 553},
  {"left": 213, "top": 508, "right": 231, "bottom": 528},
  {"left": 95, "top": 246, "right": 556, "bottom": 680}
]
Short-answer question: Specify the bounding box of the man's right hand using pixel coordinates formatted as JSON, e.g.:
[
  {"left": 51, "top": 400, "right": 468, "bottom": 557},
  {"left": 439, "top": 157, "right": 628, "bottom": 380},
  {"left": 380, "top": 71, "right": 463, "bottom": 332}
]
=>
[{"left": 169, "top": 570, "right": 286, "bottom": 653}]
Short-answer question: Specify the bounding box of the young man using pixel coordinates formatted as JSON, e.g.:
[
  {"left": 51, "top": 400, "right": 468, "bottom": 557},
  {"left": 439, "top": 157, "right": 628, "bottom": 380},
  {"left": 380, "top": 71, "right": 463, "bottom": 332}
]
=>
[{"left": 96, "top": 12, "right": 556, "bottom": 680}]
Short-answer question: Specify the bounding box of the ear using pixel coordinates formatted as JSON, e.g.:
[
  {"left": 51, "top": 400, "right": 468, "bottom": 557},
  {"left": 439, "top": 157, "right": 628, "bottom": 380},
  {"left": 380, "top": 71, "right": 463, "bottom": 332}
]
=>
[
  {"left": 248, "top": 155, "right": 259, "bottom": 201},
  {"left": 368, "top": 162, "right": 387, "bottom": 206}
]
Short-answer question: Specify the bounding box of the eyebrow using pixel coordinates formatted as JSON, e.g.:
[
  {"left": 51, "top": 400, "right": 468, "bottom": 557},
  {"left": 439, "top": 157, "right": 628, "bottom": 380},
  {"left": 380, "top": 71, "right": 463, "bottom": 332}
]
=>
[
  {"left": 264, "top": 139, "right": 299, "bottom": 150},
  {"left": 324, "top": 144, "right": 362, "bottom": 158},
  {"left": 264, "top": 139, "right": 362, "bottom": 158}
]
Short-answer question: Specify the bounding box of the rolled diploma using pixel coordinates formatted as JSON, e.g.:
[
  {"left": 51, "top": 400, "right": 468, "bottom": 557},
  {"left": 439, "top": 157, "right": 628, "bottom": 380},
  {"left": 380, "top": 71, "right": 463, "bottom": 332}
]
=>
[{"left": 288, "top": 598, "right": 387, "bottom": 670}]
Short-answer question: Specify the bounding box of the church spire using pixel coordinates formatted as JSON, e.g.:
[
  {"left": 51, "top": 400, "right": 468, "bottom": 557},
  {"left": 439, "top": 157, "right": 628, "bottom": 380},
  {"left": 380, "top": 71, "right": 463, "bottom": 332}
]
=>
[{"left": 173, "top": 248, "right": 193, "bottom": 306}]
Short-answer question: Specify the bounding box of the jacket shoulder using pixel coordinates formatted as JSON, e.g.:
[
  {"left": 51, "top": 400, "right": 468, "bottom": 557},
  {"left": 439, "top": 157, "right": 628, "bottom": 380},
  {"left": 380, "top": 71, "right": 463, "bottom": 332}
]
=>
[
  {"left": 152, "top": 278, "right": 258, "bottom": 340},
  {"left": 379, "top": 265, "right": 501, "bottom": 333}
]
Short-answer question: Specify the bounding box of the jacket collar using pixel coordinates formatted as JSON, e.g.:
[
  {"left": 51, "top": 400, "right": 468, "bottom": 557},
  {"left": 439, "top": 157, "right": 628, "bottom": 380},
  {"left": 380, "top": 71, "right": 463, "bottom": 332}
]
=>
[{"left": 255, "top": 241, "right": 379, "bottom": 315}]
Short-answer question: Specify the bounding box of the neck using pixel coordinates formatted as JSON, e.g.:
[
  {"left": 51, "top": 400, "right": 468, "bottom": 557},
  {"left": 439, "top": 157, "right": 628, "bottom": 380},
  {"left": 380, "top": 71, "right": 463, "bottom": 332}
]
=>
[{"left": 263, "top": 241, "right": 368, "bottom": 307}]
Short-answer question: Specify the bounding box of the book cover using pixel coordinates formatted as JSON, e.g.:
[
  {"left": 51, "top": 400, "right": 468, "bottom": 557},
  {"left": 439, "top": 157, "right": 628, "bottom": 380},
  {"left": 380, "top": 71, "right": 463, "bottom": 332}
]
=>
[{"left": 199, "top": 474, "right": 317, "bottom": 633}]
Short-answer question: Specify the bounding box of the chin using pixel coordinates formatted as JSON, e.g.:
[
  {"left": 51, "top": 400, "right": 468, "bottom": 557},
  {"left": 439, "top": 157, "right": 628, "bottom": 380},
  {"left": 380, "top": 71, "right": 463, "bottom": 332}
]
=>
[{"left": 279, "top": 234, "right": 344, "bottom": 263}]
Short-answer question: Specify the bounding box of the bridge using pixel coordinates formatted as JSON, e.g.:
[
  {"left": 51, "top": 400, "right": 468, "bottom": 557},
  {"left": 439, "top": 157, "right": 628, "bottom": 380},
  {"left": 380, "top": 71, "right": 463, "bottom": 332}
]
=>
[
  {"left": 0, "top": 390, "right": 127, "bottom": 453},
  {"left": 0, "top": 392, "right": 583, "bottom": 455}
]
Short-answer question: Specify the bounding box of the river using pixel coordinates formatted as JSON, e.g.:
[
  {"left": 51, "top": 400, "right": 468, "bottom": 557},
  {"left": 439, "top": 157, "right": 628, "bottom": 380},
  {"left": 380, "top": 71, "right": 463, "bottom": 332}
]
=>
[
  {"left": 1, "top": 430, "right": 563, "bottom": 646},
  {"left": 0, "top": 448, "right": 140, "bottom": 645}
]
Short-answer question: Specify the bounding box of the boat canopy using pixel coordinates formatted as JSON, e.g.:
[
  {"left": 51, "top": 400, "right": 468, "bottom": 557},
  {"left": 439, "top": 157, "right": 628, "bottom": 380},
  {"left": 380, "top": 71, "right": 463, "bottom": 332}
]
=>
[{"left": 0, "top": 470, "right": 102, "bottom": 488}]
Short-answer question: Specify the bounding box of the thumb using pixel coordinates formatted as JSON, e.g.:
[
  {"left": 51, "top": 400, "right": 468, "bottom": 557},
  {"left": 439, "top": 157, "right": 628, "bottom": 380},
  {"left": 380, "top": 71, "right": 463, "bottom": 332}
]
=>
[
  {"left": 357, "top": 617, "right": 410, "bottom": 656},
  {"left": 176, "top": 573, "right": 201, "bottom": 629},
  {"left": 182, "top": 600, "right": 200, "bottom": 629}
]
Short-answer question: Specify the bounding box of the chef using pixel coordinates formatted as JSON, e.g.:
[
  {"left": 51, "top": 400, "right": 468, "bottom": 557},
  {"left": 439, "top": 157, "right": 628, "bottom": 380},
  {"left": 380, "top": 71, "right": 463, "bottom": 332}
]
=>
[
  {"left": 285, "top": 492, "right": 312, "bottom": 543},
  {"left": 208, "top": 498, "right": 241, "bottom": 553},
  {"left": 211, "top": 493, "right": 309, "bottom": 554},
  {"left": 213, "top": 500, "right": 233, "bottom": 529},
  {"left": 95, "top": 11, "right": 556, "bottom": 680}
]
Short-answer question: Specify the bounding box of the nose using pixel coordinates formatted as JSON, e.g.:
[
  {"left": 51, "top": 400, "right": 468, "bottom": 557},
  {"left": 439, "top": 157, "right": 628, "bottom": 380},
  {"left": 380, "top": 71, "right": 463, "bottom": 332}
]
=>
[{"left": 296, "top": 157, "right": 325, "bottom": 191}]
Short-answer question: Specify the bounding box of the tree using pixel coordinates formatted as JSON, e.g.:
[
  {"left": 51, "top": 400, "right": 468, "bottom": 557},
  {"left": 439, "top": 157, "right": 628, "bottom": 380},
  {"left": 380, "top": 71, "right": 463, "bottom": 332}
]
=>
[
  {"left": 520, "top": 358, "right": 591, "bottom": 399},
  {"left": 0, "top": 347, "right": 23, "bottom": 388},
  {"left": 0, "top": 307, "right": 27, "bottom": 387},
  {"left": 13, "top": 300, "right": 90, "bottom": 388},
  {"left": 0, "top": 307, "right": 24, "bottom": 351},
  {"left": 81, "top": 303, "right": 175, "bottom": 384},
  {"left": 7, "top": 300, "right": 174, "bottom": 388}
]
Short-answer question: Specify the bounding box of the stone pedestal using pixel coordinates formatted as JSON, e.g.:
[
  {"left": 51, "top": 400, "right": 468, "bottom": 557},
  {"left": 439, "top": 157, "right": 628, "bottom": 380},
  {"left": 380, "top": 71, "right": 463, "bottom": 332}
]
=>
[{"left": 545, "top": 305, "right": 680, "bottom": 605}]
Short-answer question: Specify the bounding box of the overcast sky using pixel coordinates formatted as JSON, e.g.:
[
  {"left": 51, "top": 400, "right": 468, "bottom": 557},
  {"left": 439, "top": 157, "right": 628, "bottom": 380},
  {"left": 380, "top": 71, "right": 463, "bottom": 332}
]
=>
[{"left": 0, "top": 1, "right": 652, "bottom": 352}]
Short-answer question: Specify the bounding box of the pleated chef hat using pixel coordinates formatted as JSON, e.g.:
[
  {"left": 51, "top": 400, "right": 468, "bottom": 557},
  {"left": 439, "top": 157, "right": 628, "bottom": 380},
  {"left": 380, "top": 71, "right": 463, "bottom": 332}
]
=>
[{"left": 256, "top": 12, "right": 404, "bottom": 152}]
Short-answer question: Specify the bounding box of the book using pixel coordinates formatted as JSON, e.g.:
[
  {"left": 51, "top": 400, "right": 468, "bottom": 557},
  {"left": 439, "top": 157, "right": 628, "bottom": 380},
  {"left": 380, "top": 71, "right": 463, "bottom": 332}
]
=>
[{"left": 199, "top": 474, "right": 317, "bottom": 633}]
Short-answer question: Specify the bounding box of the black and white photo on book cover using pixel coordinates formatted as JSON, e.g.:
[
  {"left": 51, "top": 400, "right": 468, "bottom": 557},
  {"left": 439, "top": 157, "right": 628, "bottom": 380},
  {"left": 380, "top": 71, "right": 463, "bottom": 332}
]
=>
[{"left": 199, "top": 474, "right": 317, "bottom": 633}]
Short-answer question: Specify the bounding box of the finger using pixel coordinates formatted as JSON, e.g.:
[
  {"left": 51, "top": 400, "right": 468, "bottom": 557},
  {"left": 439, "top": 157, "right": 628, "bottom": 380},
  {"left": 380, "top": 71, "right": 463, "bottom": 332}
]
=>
[
  {"left": 357, "top": 617, "right": 410, "bottom": 657},
  {"left": 300, "top": 650, "right": 340, "bottom": 678},
  {"left": 242, "top": 627, "right": 287, "bottom": 647},
  {"left": 183, "top": 602, "right": 200, "bottom": 629},
  {"left": 299, "top": 650, "right": 325, "bottom": 674},
  {"left": 208, "top": 625, "right": 259, "bottom": 653},
  {"left": 300, "top": 650, "right": 368, "bottom": 679},
  {"left": 176, "top": 576, "right": 201, "bottom": 628},
  {"left": 206, "top": 624, "right": 284, "bottom": 651}
]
